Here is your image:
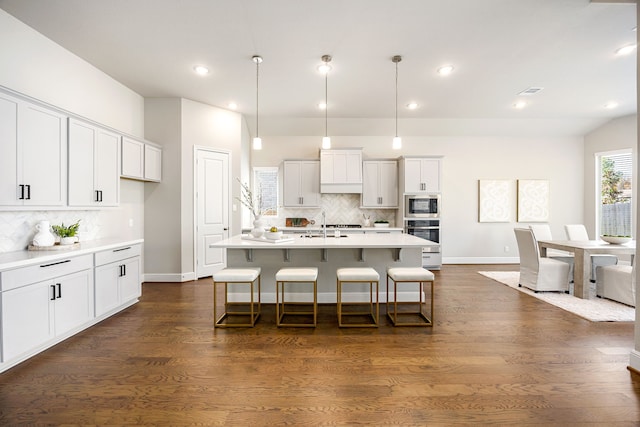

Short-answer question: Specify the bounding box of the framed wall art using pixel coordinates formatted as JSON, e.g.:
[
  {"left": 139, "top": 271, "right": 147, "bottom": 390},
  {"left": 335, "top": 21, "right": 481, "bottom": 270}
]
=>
[
  {"left": 478, "top": 180, "right": 511, "bottom": 222},
  {"left": 517, "top": 179, "right": 549, "bottom": 222}
]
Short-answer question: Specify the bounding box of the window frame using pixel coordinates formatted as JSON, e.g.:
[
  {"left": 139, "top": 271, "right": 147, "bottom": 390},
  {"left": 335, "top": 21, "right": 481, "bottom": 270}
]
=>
[
  {"left": 252, "top": 166, "right": 279, "bottom": 218},
  {"left": 595, "top": 148, "right": 633, "bottom": 238}
]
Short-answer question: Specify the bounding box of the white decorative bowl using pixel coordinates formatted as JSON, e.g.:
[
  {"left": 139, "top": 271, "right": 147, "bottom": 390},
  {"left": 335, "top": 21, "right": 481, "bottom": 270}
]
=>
[
  {"left": 264, "top": 231, "right": 283, "bottom": 240},
  {"left": 373, "top": 223, "right": 390, "bottom": 228},
  {"left": 601, "top": 235, "right": 632, "bottom": 245}
]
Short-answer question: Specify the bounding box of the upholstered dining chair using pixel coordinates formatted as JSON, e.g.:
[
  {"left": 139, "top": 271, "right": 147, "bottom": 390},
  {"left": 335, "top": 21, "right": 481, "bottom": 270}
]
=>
[
  {"left": 564, "top": 224, "right": 617, "bottom": 282},
  {"left": 514, "top": 228, "right": 571, "bottom": 293},
  {"left": 529, "top": 224, "right": 574, "bottom": 280},
  {"left": 595, "top": 264, "right": 635, "bottom": 307}
]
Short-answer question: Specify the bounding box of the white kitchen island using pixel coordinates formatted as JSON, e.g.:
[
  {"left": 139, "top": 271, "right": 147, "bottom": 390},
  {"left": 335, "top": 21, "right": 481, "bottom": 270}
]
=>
[{"left": 211, "top": 233, "right": 435, "bottom": 303}]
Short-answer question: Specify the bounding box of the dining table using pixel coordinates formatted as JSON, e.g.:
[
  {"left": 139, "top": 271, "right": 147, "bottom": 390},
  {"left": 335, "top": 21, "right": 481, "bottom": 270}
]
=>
[{"left": 537, "top": 239, "right": 636, "bottom": 299}]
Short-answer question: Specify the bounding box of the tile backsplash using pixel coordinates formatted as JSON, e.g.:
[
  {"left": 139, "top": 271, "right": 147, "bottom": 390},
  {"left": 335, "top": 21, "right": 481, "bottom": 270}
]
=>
[
  {"left": 0, "top": 211, "right": 104, "bottom": 253},
  {"left": 261, "top": 193, "right": 397, "bottom": 228}
]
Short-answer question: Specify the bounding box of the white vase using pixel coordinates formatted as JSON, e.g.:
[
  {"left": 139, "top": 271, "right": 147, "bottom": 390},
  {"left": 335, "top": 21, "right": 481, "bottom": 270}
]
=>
[
  {"left": 251, "top": 215, "right": 265, "bottom": 238},
  {"left": 32, "top": 220, "right": 56, "bottom": 247},
  {"left": 60, "top": 236, "right": 76, "bottom": 245}
]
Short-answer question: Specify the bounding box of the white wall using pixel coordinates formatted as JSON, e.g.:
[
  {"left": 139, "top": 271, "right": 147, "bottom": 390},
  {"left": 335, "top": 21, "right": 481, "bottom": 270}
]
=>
[
  {"left": 252, "top": 130, "right": 585, "bottom": 263},
  {"left": 0, "top": 9, "right": 146, "bottom": 254}
]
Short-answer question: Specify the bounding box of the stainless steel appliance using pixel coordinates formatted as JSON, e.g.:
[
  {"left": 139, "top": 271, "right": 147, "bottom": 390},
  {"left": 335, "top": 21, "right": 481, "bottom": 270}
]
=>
[
  {"left": 405, "top": 219, "right": 441, "bottom": 269},
  {"left": 405, "top": 194, "right": 440, "bottom": 218}
]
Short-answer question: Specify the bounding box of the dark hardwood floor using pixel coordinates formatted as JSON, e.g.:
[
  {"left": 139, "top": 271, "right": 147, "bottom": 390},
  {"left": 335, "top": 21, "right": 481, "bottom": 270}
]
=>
[{"left": 1, "top": 264, "right": 639, "bottom": 425}]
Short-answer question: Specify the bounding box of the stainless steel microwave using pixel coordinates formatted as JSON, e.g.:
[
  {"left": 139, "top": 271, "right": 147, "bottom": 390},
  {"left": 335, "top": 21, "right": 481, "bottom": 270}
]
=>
[{"left": 405, "top": 194, "right": 440, "bottom": 218}]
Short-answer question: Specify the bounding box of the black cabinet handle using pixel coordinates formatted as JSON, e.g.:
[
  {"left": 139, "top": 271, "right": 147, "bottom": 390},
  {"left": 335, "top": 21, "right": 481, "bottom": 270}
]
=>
[
  {"left": 123, "top": 264, "right": 126, "bottom": 276},
  {"left": 26, "top": 184, "right": 31, "bottom": 200},
  {"left": 113, "top": 247, "right": 131, "bottom": 253},
  {"left": 50, "top": 284, "right": 56, "bottom": 301},
  {"left": 18, "top": 185, "right": 24, "bottom": 200},
  {"left": 99, "top": 190, "right": 103, "bottom": 202},
  {"left": 56, "top": 283, "right": 62, "bottom": 299},
  {"left": 40, "top": 259, "right": 71, "bottom": 268}
]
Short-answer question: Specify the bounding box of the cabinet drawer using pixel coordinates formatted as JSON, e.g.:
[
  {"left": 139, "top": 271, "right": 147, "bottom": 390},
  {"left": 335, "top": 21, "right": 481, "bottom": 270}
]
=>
[
  {"left": 94, "top": 244, "right": 141, "bottom": 267},
  {"left": 1, "top": 254, "right": 93, "bottom": 292}
]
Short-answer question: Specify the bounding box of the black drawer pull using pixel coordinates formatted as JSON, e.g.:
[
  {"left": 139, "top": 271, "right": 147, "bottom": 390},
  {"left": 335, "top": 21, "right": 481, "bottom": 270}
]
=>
[
  {"left": 40, "top": 259, "right": 71, "bottom": 268},
  {"left": 113, "top": 247, "right": 132, "bottom": 253},
  {"left": 50, "top": 284, "right": 56, "bottom": 301}
]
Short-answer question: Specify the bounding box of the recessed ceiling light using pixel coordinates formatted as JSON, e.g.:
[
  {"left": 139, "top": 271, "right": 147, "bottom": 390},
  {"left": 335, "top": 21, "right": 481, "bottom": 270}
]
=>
[
  {"left": 406, "top": 102, "right": 419, "bottom": 110},
  {"left": 604, "top": 102, "right": 619, "bottom": 109},
  {"left": 193, "top": 65, "right": 210, "bottom": 75},
  {"left": 513, "top": 101, "right": 527, "bottom": 109},
  {"left": 615, "top": 44, "right": 637, "bottom": 55},
  {"left": 227, "top": 102, "right": 238, "bottom": 110},
  {"left": 318, "top": 102, "right": 327, "bottom": 110},
  {"left": 437, "top": 65, "right": 454, "bottom": 76},
  {"left": 518, "top": 87, "right": 544, "bottom": 96}
]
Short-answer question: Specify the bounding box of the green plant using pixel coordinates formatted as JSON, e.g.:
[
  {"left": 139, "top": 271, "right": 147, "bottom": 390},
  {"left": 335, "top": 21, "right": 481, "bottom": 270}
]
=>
[
  {"left": 374, "top": 220, "right": 389, "bottom": 223},
  {"left": 52, "top": 220, "right": 80, "bottom": 238}
]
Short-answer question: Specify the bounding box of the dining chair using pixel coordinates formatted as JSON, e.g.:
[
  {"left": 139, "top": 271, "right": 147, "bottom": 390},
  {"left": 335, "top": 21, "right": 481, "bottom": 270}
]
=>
[
  {"left": 564, "top": 224, "right": 618, "bottom": 282},
  {"left": 514, "top": 228, "right": 571, "bottom": 293},
  {"left": 529, "top": 224, "right": 574, "bottom": 281},
  {"left": 595, "top": 264, "right": 635, "bottom": 307}
]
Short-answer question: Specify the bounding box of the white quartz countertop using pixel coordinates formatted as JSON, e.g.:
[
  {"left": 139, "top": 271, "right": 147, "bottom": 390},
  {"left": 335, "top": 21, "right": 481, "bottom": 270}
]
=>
[
  {"left": 242, "top": 226, "right": 404, "bottom": 233},
  {"left": 0, "top": 238, "right": 144, "bottom": 271},
  {"left": 211, "top": 233, "right": 434, "bottom": 249}
]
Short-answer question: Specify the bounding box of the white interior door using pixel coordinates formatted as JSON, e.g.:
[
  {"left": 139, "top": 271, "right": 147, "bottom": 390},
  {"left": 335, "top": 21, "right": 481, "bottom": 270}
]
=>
[{"left": 196, "top": 148, "right": 229, "bottom": 278}]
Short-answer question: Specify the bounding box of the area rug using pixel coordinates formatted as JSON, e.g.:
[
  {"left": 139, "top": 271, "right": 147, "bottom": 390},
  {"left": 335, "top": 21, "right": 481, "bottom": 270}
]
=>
[{"left": 478, "top": 271, "right": 635, "bottom": 322}]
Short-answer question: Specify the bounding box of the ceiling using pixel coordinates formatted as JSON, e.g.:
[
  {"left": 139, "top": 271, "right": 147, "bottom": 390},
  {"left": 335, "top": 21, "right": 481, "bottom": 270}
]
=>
[{"left": 0, "top": 0, "right": 636, "bottom": 134}]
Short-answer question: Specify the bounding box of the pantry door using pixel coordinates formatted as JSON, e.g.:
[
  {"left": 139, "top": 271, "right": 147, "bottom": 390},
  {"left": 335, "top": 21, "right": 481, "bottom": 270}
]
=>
[{"left": 195, "top": 148, "right": 230, "bottom": 278}]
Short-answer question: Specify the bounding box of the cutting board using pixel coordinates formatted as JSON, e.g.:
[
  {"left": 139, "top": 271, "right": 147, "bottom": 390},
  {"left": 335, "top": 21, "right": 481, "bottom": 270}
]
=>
[{"left": 286, "top": 217, "right": 315, "bottom": 227}]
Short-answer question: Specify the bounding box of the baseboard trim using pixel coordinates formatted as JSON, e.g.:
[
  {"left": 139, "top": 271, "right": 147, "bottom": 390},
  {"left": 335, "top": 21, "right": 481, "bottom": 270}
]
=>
[
  {"left": 143, "top": 272, "right": 196, "bottom": 283},
  {"left": 444, "top": 257, "right": 519, "bottom": 264}
]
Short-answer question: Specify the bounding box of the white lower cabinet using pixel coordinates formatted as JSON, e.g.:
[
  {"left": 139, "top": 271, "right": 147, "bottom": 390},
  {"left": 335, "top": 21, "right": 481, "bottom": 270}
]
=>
[
  {"left": 94, "top": 244, "right": 142, "bottom": 317},
  {"left": 1, "top": 256, "right": 94, "bottom": 363},
  {"left": 0, "top": 240, "right": 142, "bottom": 372}
]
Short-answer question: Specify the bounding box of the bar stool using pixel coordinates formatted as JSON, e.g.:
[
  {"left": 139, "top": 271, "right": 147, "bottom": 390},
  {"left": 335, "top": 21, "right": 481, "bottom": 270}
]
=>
[
  {"left": 386, "top": 267, "right": 434, "bottom": 327},
  {"left": 275, "top": 267, "right": 318, "bottom": 327},
  {"left": 336, "top": 267, "right": 379, "bottom": 327},
  {"left": 213, "top": 267, "right": 261, "bottom": 328}
]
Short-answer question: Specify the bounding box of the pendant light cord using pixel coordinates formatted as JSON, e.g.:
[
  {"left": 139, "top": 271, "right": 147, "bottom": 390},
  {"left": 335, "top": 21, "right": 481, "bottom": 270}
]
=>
[
  {"left": 324, "top": 71, "right": 328, "bottom": 137},
  {"left": 395, "top": 60, "right": 398, "bottom": 138},
  {"left": 255, "top": 58, "right": 260, "bottom": 138}
]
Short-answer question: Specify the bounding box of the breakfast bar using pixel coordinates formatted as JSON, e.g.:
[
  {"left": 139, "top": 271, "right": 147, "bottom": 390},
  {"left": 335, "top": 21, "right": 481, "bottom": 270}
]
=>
[{"left": 211, "top": 233, "right": 435, "bottom": 303}]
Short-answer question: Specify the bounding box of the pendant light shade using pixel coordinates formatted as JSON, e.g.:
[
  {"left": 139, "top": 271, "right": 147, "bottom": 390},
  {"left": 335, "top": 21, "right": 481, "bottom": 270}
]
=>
[
  {"left": 321, "top": 55, "right": 332, "bottom": 149},
  {"left": 392, "top": 55, "right": 402, "bottom": 150},
  {"left": 252, "top": 55, "right": 263, "bottom": 150}
]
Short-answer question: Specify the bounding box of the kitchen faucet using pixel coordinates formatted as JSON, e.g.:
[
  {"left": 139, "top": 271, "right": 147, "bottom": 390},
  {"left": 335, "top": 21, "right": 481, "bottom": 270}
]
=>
[{"left": 322, "top": 210, "right": 327, "bottom": 238}]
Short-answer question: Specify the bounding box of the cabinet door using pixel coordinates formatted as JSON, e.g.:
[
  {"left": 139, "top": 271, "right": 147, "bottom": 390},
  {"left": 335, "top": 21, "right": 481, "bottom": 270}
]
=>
[
  {"left": 361, "top": 161, "right": 380, "bottom": 207},
  {"left": 321, "top": 150, "right": 362, "bottom": 184},
  {"left": 0, "top": 94, "right": 19, "bottom": 206},
  {"left": 95, "top": 128, "right": 120, "bottom": 206},
  {"left": 420, "top": 159, "right": 441, "bottom": 193},
  {"left": 379, "top": 161, "right": 398, "bottom": 207},
  {"left": 299, "top": 161, "right": 320, "bottom": 207},
  {"left": 68, "top": 119, "right": 97, "bottom": 206},
  {"left": 19, "top": 102, "right": 67, "bottom": 206},
  {"left": 283, "top": 161, "right": 302, "bottom": 206},
  {"left": 121, "top": 137, "right": 144, "bottom": 179},
  {"left": 403, "top": 158, "right": 424, "bottom": 193},
  {"left": 95, "top": 262, "right": 121, "bottom": 317},
  {"left": 119, "top": 257, "right": 141, "bottom": 303},
  {"left": 144, "top": 144, "right": 162, "bottom": 182},
  {"left": 53, "top": 269, "right": 94, "bottom": 337},
  {"left": 2, "top": 280, "right": 54, "bottom": 362}
]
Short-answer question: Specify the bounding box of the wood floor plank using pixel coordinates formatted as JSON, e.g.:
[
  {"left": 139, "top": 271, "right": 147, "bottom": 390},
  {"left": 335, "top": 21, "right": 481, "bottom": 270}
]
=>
[{"left": 0, "top": 264, "right": 639, "bottom": 425}]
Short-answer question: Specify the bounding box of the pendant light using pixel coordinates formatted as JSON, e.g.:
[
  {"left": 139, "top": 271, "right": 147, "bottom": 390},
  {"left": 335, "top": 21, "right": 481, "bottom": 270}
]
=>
[
  {"left": 320, "top": 55, "right": 332, "bottom": 149},
  {"left": 392, "top": 55, "right": 402, "bottom": 150},
  {"left": 252, "top": 55, "right": 263, "bottom": 150}
]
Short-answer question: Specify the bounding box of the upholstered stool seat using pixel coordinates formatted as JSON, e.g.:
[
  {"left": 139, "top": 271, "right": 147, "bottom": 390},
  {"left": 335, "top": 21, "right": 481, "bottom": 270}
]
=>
[
  {"left": 213, "top": 267, "right": 261, "bottom": 328},
  {"left": 336, "top": 267, "right": 380, "bottom": 327},
  {"left": 276, "top": 267, "right": 318, "bottom": 327},
  {"left": 386, "top": 267, "right": 435, "bottom": 327}
]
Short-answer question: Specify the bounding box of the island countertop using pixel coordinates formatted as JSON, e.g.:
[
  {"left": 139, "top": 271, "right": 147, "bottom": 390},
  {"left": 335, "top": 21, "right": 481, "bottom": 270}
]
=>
[{"left": 211, "top": 233, "right": 435, "bottom": 249}]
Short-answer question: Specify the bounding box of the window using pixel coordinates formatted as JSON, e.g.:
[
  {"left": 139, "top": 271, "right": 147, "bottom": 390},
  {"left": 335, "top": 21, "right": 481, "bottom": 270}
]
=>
[
  {"left": 253, "top": 167, "right": 278, "bottom": 217},
  {"left": 597, "top": 150, "right": 633, "bottom": 237}
]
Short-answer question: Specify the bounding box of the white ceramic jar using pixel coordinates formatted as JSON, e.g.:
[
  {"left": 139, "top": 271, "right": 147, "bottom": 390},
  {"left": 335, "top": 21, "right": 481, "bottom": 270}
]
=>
[{"left": 32, "top": 220, "right": 56, "bottom": 247}]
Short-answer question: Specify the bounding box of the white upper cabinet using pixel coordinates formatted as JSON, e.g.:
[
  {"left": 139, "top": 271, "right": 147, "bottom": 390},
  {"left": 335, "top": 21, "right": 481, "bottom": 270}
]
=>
[
  {"left": 362, "top": 160, "right": 398, "bottom": 208},
  {"left": 283, "top": 160, "right": 320, "bottom": 207},
  {"left": 144, "top": 144, "right": 162, "bottom": 182},
  {"left": 320, "top": 149, "right": 363, "bottom": 193},
  {"left": 121, "top": 136, "right": 162, "bottom": 182},
  {"left": 0, "top": 93, "right": 67, "bottom": 207},
  {"left": 68, "top": 119, "right": 120, "bottom": 207},
  {"left": 401, "top": 157, "right": 441, "bottom": 193},
  {"left": 121, "top": 136, "right": 144, "bottom": 179}
]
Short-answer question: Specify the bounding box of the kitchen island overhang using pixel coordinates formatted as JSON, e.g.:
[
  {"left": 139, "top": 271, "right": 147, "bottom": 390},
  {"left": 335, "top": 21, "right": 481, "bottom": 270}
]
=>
[{"left": 211, "top": 233, "right": 435, "bottom": 303}]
